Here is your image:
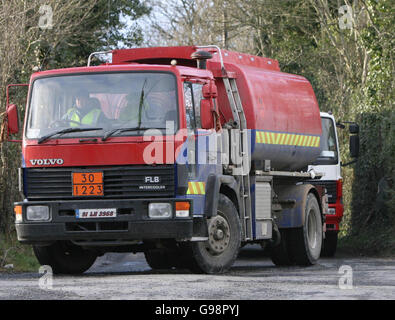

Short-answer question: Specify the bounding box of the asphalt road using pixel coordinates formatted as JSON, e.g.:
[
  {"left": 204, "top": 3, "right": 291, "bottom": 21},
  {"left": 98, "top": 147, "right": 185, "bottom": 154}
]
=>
[{"left": 0, "top": 245, "right": 394, "bottom": 300}]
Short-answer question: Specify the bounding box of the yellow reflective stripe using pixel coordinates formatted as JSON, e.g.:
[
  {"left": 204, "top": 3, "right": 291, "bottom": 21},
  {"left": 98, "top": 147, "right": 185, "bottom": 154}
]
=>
[
  {"left": 186, "top": 182, "right": 206, "bottom": 195},
  {"left": 309, "top": 136, "right": 315, "bottom": 147},
  {"left": 186, "top": 182, "right": 191, "bottom": 194},
  {"left": 302, "top": 136, "right": 309, "bottom": 147},
  {"left": 277, "top": 133, "right": 282, "bottom": 144},
  {"left": 308, "top": 136, "right": 313, "bottom": 147},
  {"left": 255, "top": 131, "right": 320, "bottom": 147},
  {"left": 192, "top": 183, "right": 198, "bottom": 194},
  {"left": 289, "top": 134, "right": 295, "bottom": 145},
  {"left": 305, "top": 135, "right": 311, "bottom": 147},
  {"left": 261, "top": 132, "right": 266, "bottom": 143},
  {"left": 308, "top": 136, "right": 314, "bottom": 147},
  {"left": 280, "top": 133, "right": 286, "bottom": 145},
  {"left": 284, "top": 134, "right": 291, "bottom": 145},
  {"left": 198, "top": 182, "right": 206, "bottom": 194},
  {"left": 270, "top": 132, "right": 275, "bottom": 144},
  {"left": 256, "top": 132, "right": 261, "bottom": 143},
  {"left": 302, "top": 135, "right": 308, "bottom": 146},
  {"left": 265, "top": 132, "right": 271, "bottom": 144},
  {"left": 304, "top": 136, "right": 309, "bottom": 146},
  {"left": 296, "top": 135, "right": 301, "bottom": 146}
]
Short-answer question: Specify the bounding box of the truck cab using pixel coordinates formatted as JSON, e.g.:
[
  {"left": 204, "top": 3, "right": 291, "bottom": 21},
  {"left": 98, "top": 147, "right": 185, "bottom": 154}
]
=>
[{"left": 309, "top": 112, "right": 359, "bottom": 256}]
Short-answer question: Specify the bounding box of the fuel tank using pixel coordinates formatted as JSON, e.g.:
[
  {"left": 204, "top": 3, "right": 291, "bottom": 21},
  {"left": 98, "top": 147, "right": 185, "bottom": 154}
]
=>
[{"left": 210, "top": 53, "right": 322, "bottom": 171}]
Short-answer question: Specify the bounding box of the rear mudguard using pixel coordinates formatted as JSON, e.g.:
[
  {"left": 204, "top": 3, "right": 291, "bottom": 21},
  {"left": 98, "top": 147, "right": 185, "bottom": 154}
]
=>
[{"left": 274, "top": 184, "right": 324, "bottom": 229}]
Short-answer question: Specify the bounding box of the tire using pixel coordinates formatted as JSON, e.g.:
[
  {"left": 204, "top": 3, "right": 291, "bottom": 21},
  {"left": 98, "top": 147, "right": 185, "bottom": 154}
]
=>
[
  {"left": 187, "top": 194, "right": 241, "bottom": 274},
  {"left": 144, "top": 249, "right": 175, "bottom": 270},
  {"left": 33, "top": 241, "right": 97, "bottom": 274},
  {"left": 289, "top": 193, "right": 323, "bottom": 266},
  {"left": 269, "top": 229, "right": 294, "bottom": 266},
  {"left": 321, "top": 231, "right": 338, "bottom": 257}
]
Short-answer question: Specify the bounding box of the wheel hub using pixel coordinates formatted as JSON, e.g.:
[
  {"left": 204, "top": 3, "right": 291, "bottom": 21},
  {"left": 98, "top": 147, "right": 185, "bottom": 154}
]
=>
[{"left": 206, "top": 214, "right": 231, "bottom": 255}]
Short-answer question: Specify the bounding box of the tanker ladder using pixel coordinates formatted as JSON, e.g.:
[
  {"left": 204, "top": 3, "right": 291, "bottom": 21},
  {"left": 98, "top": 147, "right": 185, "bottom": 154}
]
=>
[
  {"left": 198, "top": 45, "right": 253, "bottom": 241},
  {"left": 225, "top": 77, "right": 253, "bottom": 241}
]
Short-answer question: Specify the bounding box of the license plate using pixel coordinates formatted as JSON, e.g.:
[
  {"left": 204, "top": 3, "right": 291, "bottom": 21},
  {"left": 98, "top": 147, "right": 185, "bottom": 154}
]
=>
[
  {"left": 76, "top": 208, "right": 117, "bottom": 219},
  {"left": 72, "top": 172, "right": 103, "bottom": 196}
]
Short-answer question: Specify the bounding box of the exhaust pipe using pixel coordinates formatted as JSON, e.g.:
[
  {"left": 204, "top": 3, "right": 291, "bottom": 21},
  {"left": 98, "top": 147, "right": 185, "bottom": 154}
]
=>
[{"left": 191, "top": 50, "right": 213, "bottom": 70}]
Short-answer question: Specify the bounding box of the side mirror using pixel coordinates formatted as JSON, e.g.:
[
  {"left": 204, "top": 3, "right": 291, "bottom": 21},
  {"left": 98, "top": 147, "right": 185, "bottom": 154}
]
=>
[
  {"left": 349, "top": 123, "right": 359, "bottom": 134},
  {"left": 202, "top": 82, "right": 218, "bottom": 99},
  {"left": 350, "top": 135, "right": 359, "bottom": 158},
  {"left": 6, "top": 104, "right": 19, "bottom": 135},
  {"left": 200, "top": 99, "right": 214, "bottom": 129}
]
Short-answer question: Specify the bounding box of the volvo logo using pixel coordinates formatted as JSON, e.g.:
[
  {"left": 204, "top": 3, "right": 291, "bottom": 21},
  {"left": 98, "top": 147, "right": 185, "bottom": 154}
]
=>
[{"left": 29, "top": 159, "right": 64, "bottom": 166}]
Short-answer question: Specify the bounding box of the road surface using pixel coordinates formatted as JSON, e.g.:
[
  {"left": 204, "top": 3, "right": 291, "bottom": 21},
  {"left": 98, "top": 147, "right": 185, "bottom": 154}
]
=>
[{"left": 0, "top": 245, "right": 394, "bottom": 300}]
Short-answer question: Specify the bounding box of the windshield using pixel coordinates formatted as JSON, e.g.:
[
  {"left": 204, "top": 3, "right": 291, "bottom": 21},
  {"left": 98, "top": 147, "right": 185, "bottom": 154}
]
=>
[
  {"left": 314, "top": 117, "right": 339, "bottom": 165},
  {"left": 26, "top": 72, "right": 178, "bottom": 140}
]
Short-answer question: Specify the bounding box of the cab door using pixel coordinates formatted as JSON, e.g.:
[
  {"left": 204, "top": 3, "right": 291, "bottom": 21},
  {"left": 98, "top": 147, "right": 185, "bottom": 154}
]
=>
[{"left": 182, "top": 81, "right": 221, "bottom": 213}]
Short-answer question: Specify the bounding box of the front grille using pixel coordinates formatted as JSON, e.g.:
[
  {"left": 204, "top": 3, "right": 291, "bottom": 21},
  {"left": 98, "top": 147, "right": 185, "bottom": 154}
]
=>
[
  {"left": 25, "top": 165, "right": 175, "bottom": 200},
  {"left": 307, "top": 180, "right": 337, "bottom": 204}
]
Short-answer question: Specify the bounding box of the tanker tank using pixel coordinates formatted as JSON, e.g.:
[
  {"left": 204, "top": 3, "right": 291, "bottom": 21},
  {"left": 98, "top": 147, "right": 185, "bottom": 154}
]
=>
[{"left": 210, "top": 52, "right": 323, "bottom": 172}]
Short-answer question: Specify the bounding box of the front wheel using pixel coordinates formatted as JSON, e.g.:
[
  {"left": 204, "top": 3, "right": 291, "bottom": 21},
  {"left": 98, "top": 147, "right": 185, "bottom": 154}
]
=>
[
  {"left": 321, "top": 231, "right": 338, "bottom": 257},
  {"left": 33, "top": 241, "right": 97, "bottom": 274},
  {"left": 144, "top": 249, "right": 178, "bottom": 270},
  {"left": 188, "top": 194, "right": 241, "bottom": 274}
]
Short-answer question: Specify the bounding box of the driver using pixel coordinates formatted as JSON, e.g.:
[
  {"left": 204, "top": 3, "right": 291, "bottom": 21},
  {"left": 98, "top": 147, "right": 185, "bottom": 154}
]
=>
[{"left": 63, "top": 90, "right": 105, "bottom": 126}]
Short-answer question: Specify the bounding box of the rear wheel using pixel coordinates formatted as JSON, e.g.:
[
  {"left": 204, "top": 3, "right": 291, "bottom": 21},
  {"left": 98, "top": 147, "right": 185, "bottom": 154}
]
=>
[
  {"left": 188, "top": 194, "right": 241, "bottom": 274},
  {"left": 289, "top": 193, "right": 323, "bottom": 265},
  {"left": 33, "top": 241, "right": 97, "bottom": 274},
  {"left": 321, "top": 231, "right": 338, "bottom": 257},
  {"left": 269, "top": 229, "right": 294, "bottom": 266}
]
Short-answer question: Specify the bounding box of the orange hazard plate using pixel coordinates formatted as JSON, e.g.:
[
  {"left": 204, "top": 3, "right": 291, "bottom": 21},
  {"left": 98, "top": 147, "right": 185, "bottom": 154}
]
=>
[{"left": 72, "top": 172, "right": 104, "bottom": 196}]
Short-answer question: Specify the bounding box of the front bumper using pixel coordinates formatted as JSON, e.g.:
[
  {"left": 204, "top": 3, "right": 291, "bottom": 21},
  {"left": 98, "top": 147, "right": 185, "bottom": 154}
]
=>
[
  {"left": 15, "top": 198, "right": 195, "bottom": 244},
  {"left": 325, "top": 203, "right": 344, "bottom": 231}
]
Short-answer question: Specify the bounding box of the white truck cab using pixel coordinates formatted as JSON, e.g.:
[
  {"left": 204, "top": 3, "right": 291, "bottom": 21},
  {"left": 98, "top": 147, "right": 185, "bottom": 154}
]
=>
[
  {"left": 309, "top": 112, "right": 343, "bottom": 256},
  {"left": 309, "top": 112, "right": 359, "bottom": 256}
]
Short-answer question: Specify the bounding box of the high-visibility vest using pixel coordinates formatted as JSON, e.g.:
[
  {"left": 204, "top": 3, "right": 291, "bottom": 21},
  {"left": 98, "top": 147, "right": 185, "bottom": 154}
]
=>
[{"left": 66, "top": 108, "right": 101, "bottom": 126}]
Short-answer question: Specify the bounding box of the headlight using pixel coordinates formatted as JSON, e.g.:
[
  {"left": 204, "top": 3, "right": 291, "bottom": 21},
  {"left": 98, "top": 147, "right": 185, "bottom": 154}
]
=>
[
  {"left": 327, "top": 208, "right": 336, "bottom": 215},
  {"left": 148, "top": 203, "right": 172, "bottom": 219},
  {"left": 26, "top": 206, "right": 50, "bottom": 221}
]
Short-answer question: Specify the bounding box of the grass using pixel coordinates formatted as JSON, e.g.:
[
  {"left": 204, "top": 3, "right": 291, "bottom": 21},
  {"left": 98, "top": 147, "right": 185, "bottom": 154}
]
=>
[{"left": 0, "top": 233, "right": 40, "bottom": 272}]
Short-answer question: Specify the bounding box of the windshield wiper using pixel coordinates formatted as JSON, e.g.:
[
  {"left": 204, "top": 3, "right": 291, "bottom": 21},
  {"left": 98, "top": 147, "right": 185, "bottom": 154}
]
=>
[
  {"left": 38, "top": 127, "right": 103, "bottom": 144},
  {"left": 102, "top": 127, "right": 166, "bottom": 141},
  {"left": 138, "top": 79, "right": 147, "bottom": 129}
]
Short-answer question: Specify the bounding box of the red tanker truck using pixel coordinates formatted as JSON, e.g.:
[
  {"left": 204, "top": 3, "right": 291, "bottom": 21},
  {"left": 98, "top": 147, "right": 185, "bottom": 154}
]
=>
[{"left": 4, "top": 45, "right": 328, "bottom": 274}]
